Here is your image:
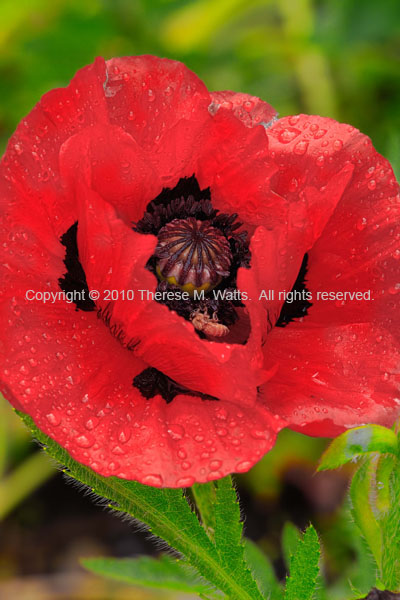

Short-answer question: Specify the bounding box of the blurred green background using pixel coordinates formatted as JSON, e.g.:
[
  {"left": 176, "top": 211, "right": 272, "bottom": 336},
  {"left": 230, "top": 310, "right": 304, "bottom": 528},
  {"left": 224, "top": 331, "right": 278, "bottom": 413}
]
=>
[
  {"left": 0, "top": 0, "right": 399, "bottom": 174},
  {"left": 0, "top": 0, "right": 399, "bottom": 598}
]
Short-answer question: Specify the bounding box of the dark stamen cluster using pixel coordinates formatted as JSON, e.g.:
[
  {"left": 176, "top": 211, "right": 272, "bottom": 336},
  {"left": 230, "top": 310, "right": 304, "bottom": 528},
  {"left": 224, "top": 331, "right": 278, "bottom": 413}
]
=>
[{"left": 134, "top": 176, "right": 251, "bottom": 329}]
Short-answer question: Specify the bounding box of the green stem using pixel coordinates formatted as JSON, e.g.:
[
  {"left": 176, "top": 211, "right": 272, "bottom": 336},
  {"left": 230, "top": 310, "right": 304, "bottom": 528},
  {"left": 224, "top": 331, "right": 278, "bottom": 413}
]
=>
[
  {"left": 19, "top": 412, "right": 263, "bottom": 600},
  {"left": 0, "top": 450, "right": 54, "bottom": 519}
]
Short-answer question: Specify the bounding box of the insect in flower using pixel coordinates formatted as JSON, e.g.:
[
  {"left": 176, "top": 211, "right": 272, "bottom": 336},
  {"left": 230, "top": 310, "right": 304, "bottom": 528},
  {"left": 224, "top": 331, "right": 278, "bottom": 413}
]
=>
[{"left": 190, "top": 307, "right": 230, "bottom": 337}]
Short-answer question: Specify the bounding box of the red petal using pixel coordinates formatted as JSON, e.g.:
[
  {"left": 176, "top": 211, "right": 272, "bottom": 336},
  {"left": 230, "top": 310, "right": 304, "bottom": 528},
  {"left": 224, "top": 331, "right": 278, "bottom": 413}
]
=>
[
  {"left": 60, "top": 123, "right": 161, "bottom": 222},
  {"left": 263, "top": 322, "right": 400, "bottom": 437},
  {"left": 1, "top": 57, "right": 108, "bottom": 236},
  {"left": 0, "top": 286, "right": 283, "bottom": 486},
  {"left": 262, "top": 115, "right": 400, "bottom": 436},
  {"left": 210, "top": 90, "right": 277, "bottom": 128},
  {"left": 197, "top": 111, "right": 354, "bottom": 242},
  {"left": 103, "top": 56, "right": 212, "bottom": 186}
]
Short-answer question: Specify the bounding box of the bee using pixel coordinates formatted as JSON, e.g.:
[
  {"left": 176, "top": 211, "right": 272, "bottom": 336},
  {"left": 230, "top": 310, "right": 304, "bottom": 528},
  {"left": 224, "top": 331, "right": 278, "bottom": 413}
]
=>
[{"left": 190, "top": 308, "right": 229, "bottom": 338}]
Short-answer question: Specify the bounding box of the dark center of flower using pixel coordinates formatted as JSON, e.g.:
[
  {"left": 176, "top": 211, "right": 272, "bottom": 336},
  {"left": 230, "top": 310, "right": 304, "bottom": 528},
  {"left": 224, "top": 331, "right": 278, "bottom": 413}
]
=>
[{"left": 155, "top": 217, "right": 232, "bottom": 295}]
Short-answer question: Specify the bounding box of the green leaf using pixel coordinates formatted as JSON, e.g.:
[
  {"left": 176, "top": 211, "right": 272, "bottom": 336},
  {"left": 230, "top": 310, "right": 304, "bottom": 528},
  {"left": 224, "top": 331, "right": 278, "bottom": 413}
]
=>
[
  {"left": 18, "top": 411, "right": 262, "bottom": 600},
  {"left": 213, "top": 476, "right": 265, "bottom": 599},
  {"left": 82, "top": 555, "right": 211, "bottom": 594},
  {"left": 244, "top": 539, "right": 283, "bottom": 600},
  {"left": 284, "top": 525, "right": 321, "bottom": 600},
  {"left": 318, "top": 425, "right": 398, "bottom": 471},
  {"left": 214, "top": 477, "right": 243, "bottom": 559},
  {"left": 282, "top": 522, "right": 301, "bottom": 571},
  {"left": 380, "top": 463, "right": 400, "bottom": 591},
  {"left": 192, "top": 481, "right": 217, "bottom": 539},
  {"left": 374, "top": 454, "right": 396, "bottom": 516},
  {"left": 350, "top": 456, "right": 382, "bottom": 571}
]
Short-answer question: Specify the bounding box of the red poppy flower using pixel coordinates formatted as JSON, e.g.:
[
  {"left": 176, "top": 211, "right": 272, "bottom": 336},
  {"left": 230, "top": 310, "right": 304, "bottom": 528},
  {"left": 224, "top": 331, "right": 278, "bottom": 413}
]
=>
[{"left": 0, "top": 56, "right": 399, "bottom": 487}]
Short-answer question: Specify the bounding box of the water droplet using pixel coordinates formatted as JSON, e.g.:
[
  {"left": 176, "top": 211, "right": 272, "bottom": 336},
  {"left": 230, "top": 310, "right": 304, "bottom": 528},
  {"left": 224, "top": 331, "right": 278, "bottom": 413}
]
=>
[
  {"left": 181, "top": 461, "right": 191, "bottom": 470},
  {"left": 167, "top": 424, "right": 185, "bottom": 440},
  {"left": 278, "top": 127, "right": 300, "bottom": 143},
  {"left": 215, "top": 408, "right": 228, "bottom": 420},
  {"left": 356, "top": 217, "right": 367, "bottom": 231},
  {"left": 293, "top": 140, "right": 309, "bottom": 155},
  {"left": 118, "top": 428, "right": 131, "bottom": 443},
  {"left": 46, "top": 412, "right": 61, "bottom": 426},
  {"left": 313, "top": 128, "right": 327, "bottom": 139},
  {"left": 333, "top": 139, "right": 343, "bottom": 150},
  {"left": 209, "top": 460, "right": 222, "bottom": 470},
  {"left": 176, "top": 476, "right": 194, "bottom": 487},
  {"left": 236, "top": 461, "right": 252, "bottom": 472},
  {"left": 85, "top": 418, "right": 98, "bottom": 431},
  {"left": 75, "top": 434, "right": 94, "bottom": 448},
  {"left": 216, "top": 427, "right": 228, "bottom": 436},
  {"left": 251, "top": 429, "right": 270, "bottom": 440},
  {"left": 367, "top": 179, "right": 376, "bottom": 191}
]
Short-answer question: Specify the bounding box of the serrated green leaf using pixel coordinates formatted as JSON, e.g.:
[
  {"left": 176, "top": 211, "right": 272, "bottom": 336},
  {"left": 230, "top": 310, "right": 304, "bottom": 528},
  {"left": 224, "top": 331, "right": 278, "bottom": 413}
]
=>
[
  {"left": 350, "top": 456, "right": 382, "bottom": 571},
  {"left": 244, "top": 539, "right": 283, "bottom": 600},
  {"left": 282, "top": 522, "right": 301, "bottom": 571},
  {"left": 17, "top": 412, "right": 262, "bottom": 600},
  {"left": 214, "top": 477, "right": 243, "bottom": 556},
  {"left": 284, "top": 525, "right": 320, "bottom": 600},
  {"left": 213, "top": 477, "right": 264, "bottom": 599},
  {"left": 318, "top": 425, "right": 398, "bottom": 471},
  {"left": 82, "top": 555, "right": 211, "bottom": 594}
]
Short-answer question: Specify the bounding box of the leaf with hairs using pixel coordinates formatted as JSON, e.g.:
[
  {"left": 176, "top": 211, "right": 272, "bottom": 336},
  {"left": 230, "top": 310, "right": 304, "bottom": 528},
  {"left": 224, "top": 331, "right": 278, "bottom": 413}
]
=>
[{"left": 284, "top": 525, "right": 320, "bottom": 600}]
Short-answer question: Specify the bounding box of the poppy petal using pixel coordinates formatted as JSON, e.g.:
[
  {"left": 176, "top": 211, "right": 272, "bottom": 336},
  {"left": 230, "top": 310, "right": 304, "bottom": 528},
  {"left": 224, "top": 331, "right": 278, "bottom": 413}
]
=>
[{"left": 262, "top": 116, "right": 400, "bottom": 436}]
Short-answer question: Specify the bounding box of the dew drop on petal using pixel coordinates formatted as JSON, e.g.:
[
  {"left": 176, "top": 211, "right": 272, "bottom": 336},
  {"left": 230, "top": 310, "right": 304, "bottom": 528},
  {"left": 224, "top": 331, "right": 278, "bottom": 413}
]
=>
[
  {"left": 118, "top": 428, "right": 131, "bottom": 443},
  {"left": 176, "top": 476, "right": 195, "bottom": 487},
  {"left": 293, "top": 140, "right": 309, "bottom": 155},
  {"left": 46, "top": 412, "right": 61, "bottom": 426},
  {"left": 236, "top": 460, "right": 252, "bottom": 472},
  {"left": 75, "top": 434, "right": 94, "bottom": 448},
  {"left": 167, "top": 424, "right": 185, "bottom": 440},
  {"left": 209, "top": 460, "right": 222, "bottom": 470},
  {"left": 278, "top": 128, "right": 300, "bottom": 143},
  {"left": 356, "top": 217, "right": 367, "bottom": 231}
]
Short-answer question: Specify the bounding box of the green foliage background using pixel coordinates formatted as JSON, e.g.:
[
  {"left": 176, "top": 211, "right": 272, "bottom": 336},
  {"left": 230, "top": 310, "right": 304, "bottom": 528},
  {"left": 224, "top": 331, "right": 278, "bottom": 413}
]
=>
[{"left": 0, "top": 0, "right": 399, "bottom": 178}]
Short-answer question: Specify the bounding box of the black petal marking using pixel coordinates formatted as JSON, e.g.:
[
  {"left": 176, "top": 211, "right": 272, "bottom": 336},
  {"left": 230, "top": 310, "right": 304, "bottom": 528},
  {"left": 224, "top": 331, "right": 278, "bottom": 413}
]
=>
[
  {"left": 58, "top": 222, "right": 96, "bottom": 311},
  {"left": 276, "top": 254, "right": 312, "bottom": 326},
  {"left": 133, "top": 367, "right": 219, "bottom": 404}
]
